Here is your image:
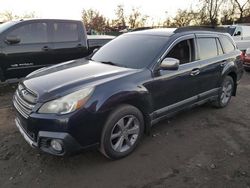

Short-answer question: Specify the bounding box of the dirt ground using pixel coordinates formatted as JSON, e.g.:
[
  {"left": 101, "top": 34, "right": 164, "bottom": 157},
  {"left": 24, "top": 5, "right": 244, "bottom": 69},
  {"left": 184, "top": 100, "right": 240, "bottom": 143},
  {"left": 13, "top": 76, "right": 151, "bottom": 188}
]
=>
[{"left": 0, "top": 72, "right": 250, "bottom": 188}]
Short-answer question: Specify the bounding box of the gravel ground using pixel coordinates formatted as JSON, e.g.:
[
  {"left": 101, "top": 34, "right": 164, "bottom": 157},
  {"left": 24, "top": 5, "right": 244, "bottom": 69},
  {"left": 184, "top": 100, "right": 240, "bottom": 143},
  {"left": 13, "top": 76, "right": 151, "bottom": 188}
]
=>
[{"left": 0, "top": 72, "right": 250, "bottom": 188}]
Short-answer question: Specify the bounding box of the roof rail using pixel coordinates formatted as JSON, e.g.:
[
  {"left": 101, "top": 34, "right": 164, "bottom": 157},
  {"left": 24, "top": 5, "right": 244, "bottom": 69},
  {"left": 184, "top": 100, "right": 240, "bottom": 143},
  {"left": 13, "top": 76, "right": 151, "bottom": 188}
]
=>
[
  {"left": 235, "top": 23, "right": 250, "bottom": 26},
  {"left": 174, "top": 26, "right": 227, "bottom": 33}
]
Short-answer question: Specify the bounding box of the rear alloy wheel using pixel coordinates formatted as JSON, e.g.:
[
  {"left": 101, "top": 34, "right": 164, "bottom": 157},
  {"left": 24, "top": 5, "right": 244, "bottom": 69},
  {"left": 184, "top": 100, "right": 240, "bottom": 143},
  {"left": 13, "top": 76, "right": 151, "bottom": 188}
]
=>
[
  {"left": 213, "top": 76, "right": 234, "bottom": 108},
  {"left": 100, "top": 105, "right": 144, "bottom": 159}
]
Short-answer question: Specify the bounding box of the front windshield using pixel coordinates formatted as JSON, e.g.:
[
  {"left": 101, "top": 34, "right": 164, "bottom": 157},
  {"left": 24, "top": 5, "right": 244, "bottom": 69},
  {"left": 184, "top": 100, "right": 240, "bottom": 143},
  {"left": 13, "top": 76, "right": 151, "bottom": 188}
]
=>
[
  {"left": 0, "top": 21, "right": 18, "bottom": 33},
  {"left": 225, "top": 26, "right": 236, "bottom": 36},
  {"left": 91, "top": 34, "right": 169, "bottom": 69}
]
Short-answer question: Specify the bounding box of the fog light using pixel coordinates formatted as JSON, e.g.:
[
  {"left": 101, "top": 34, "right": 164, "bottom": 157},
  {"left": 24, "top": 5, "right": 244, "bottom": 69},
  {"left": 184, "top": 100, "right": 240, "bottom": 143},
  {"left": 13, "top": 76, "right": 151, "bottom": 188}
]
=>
[{"left": 50, "top": 139, "right": 63, "bottom": 152}]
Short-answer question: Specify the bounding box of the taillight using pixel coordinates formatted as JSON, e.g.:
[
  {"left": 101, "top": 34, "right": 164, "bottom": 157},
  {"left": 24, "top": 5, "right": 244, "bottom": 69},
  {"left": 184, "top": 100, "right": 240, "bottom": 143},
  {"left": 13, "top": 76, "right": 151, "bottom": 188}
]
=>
[{"left": 240, "top": 51, "right": 245, "bottom": 61}]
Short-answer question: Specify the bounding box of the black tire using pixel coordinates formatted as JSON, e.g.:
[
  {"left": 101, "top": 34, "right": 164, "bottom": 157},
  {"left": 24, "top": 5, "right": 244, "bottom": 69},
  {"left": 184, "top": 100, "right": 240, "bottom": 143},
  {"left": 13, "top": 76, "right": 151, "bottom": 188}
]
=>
[
  {"left": 100, "top": 104, "right": 144, "bottom": 160},
  {"left": 212, "top": 76, "right": 234, "bottom": 108}
]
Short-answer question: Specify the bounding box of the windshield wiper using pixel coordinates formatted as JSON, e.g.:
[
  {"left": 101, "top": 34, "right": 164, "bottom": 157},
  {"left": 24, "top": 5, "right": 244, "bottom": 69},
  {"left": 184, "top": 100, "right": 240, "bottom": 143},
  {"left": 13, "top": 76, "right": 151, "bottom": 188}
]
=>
[
  {"left": 99, "top": 61, "right": 118, "bottom": 66},
  {"left": 93, "top": 60, "right": 127, "bottom": 67}
]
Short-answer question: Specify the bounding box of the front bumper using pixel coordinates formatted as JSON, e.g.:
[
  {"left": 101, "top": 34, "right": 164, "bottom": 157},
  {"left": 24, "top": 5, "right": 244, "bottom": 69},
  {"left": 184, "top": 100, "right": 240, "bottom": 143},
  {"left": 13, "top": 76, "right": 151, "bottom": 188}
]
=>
[
  {"left": 15, "top": 117, "right": 83, "bottom": 156},
  {"left": 15, "top": 118, "right": 37, "bottom": 148}
]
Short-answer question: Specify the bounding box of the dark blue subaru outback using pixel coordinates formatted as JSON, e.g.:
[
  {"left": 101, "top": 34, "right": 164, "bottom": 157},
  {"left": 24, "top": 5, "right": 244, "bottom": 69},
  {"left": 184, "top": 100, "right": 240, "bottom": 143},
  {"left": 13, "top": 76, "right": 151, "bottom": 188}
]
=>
[{"left": 13, "top": 28, "right": 244, "bottom": 159}]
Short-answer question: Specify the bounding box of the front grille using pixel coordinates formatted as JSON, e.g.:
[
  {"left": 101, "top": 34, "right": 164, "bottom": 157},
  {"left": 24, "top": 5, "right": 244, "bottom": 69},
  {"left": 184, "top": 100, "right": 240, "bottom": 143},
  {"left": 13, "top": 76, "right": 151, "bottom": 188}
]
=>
[{"left": 13, "top": 84, "right": 37, "bottom": 119}]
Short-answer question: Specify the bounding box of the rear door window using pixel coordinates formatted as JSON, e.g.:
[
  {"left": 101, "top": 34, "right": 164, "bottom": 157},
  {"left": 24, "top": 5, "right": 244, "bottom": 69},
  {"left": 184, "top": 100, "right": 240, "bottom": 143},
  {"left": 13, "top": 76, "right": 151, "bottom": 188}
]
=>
[
  {"left": 7, "top": 22, "right": 48, "bottom": 44},
  {"left": 197, "top": 38, "right": 217, "bottom": 60},
  {"left": 52, "top": 22, "right": 79, "bottom": 42},
  {"left": 220, "top": 36, "right": 235, "bottom": 53}
]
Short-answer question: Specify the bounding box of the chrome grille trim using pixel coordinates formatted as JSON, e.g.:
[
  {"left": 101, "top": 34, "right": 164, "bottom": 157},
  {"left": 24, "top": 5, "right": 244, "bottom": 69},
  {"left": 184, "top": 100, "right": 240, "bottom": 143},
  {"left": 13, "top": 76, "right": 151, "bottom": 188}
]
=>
[
  {"left": 18, "top": 85, "right": 37, "bottom": 104},
  {"left": 13, "top": 100, "right": 29, "bottom": 119},
  {"left": 16, "top": 91, "right": 35, "bottom": 109},
  {"left": 14, "top": 95, "right": 31, "bottom": 114},
  {"left": 13, "top": 84, "right": 37, "bottom": 119}
]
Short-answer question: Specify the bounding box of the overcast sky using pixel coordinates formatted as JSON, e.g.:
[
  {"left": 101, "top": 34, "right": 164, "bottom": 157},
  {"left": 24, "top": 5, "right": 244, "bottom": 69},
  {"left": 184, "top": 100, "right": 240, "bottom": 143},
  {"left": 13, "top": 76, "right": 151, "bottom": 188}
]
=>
[{"left": 0, "top": 0, "right": 199, "bottom": 23}]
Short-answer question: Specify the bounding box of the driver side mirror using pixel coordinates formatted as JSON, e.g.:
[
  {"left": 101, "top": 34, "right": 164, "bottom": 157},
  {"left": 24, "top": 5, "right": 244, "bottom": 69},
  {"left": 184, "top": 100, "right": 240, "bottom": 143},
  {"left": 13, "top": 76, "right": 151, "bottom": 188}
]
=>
[
  {"left": 5, "top": 35, "right": 21, "bottom": 45},
  {"left": 160, "top": 58, "right": 180, "bottom": 70}
]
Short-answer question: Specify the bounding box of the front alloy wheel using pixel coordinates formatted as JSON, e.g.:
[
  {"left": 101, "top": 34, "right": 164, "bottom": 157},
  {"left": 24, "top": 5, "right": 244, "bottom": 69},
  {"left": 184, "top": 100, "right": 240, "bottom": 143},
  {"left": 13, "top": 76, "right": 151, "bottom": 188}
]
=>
[
  {"left": 110, "top": 115, "right": 140, "bottom": 153},
  {"left": 100, "top": 105, "right": 144, "bottom": 159}
]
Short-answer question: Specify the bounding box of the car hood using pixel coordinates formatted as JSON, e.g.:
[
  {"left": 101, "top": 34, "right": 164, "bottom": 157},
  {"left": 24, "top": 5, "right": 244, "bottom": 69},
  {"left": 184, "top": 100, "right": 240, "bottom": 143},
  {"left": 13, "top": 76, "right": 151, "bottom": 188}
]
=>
[{"left": 22, "top": 58, "right": 138, "bottom": 102}]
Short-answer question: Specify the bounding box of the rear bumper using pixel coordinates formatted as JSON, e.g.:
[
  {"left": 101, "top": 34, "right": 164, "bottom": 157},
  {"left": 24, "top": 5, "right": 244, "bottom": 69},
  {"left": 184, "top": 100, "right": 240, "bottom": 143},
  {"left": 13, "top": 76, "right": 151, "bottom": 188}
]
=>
[{"left": 243, "top": 62, "right": 250, "bottom": 70}]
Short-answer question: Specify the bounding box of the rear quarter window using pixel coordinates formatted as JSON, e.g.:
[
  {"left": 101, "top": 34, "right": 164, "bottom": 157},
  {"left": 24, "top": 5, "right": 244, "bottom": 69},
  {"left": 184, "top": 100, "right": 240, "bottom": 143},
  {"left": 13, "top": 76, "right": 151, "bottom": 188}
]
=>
[
  {"left": 52, "top": 22, "right": 79, "bottom": 42},
  {"left": 197, "top": 38, "right": 218, "bottom": 60},
  {"left": 219, "top": 35, "right": 235, "bottom": 53}
]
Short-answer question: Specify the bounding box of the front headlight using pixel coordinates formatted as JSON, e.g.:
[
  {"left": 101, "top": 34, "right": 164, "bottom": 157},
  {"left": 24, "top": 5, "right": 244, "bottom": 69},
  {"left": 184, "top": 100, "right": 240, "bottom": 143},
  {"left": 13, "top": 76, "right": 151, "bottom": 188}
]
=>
[{"left": 38, "top": 87, "right": 94, "bottom": 115}]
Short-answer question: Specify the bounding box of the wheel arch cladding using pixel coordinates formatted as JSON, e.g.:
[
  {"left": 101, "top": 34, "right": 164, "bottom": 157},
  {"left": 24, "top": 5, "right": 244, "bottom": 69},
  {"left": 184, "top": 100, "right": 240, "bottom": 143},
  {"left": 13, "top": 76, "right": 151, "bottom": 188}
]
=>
[
  {"left": 0, "top": 68, "right": 4, "bottom": 82},
  {"left": 227, "top": 71, "right": 237, "bottom": 96},
  {"left": 121, "top": 97, "right": 152, "bottom": 134},
  {"left": 104, "top": 94, "right": 152, "bottom": 135}
]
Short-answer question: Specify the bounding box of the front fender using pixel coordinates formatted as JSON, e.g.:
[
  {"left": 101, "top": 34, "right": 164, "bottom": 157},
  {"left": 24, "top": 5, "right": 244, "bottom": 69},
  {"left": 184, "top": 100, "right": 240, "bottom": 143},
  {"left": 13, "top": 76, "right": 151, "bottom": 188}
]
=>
[
  {"left": 96, "top": 84, "right": 152, "bottom": 114},
  {"left": 86, "top": 83, "right": 153, "bottom": 134}
]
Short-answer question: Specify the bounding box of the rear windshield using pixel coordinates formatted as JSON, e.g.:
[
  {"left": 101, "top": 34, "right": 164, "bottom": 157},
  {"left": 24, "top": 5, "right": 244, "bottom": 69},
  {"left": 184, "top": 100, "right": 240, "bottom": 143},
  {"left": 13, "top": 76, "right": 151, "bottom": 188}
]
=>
[
  {"left": 225, "top": 26, "right": 236, "bottom": 36},
  {"left": 91, "top": 34, "right": 169, "bottom": 69}
]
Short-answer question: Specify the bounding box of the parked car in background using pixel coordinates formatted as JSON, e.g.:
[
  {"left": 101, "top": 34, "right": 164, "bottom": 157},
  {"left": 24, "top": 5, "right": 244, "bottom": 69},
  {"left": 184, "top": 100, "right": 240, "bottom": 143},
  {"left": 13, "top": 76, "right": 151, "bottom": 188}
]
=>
[
  {"left": 222, "top": 25, "right": 250, "bottom": 51},
  {"left": 0, "top": 19, "right": 114, "bottom": 82},
  {"left": 13, "top": 28, "right": 243, "bottom": 159},
  {"left": 87, "top": 35, "right": 115, "bottom": 54},
  {"left": 241, "top": 48, "right": 250, "bottom": 71}
]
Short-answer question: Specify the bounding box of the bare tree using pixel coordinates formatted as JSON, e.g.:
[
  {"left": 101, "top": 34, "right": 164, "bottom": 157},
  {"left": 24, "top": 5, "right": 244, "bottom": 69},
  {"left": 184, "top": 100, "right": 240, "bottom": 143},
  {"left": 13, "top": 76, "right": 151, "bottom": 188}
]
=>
[
  {"left": 112, "top": 5, "right": 126, "bottom": 29},
  {"left": 0, "top": 11, "right": 36, "bottom": 22},
  {"left": 232, "top": 0, "right": 250, "bottom": 22},
  {"left": 199, "top": 0, "right": 225, "bottom": 25},
  {"left": 220, "top": 1, "right": 237, "bottom": 24},
  {"left": 171, "top": 9, "right": 198, "bottom": 27},
  {"left": 128, "top": 8, "right": 140, "bottom": 28},
  {"left": 0, "top": 11, "right": 16, "bottom": 21},
  {"left": 163, "top": 18, "right": 172, "bottom": 27},
  {"left": 82, "top": 9, "right": 107, "bottom": 33},
  {"left": 128, "top": 8, "right": 148, "bottom": 28}
]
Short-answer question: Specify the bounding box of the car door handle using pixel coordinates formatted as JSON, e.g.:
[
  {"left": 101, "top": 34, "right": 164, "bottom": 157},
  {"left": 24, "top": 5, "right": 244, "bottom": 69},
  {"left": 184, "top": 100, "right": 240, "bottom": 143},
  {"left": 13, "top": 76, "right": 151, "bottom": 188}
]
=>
[
  {"left": 76, "top": 44, "right": 82, "bottom": 47},
  {"left": 190, "top": 68, "right": 200, "bottom": 76},
  {"left": 42, "top": 46, "right": 50, "bottom": 51}
]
